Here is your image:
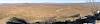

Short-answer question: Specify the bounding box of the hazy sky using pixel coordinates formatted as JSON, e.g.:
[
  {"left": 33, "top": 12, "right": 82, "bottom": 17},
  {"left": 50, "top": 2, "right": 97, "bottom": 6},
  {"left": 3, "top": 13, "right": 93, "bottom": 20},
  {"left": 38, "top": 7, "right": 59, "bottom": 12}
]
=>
[{"left": 0, "top": 0, "right": 99, "bottom": 3}]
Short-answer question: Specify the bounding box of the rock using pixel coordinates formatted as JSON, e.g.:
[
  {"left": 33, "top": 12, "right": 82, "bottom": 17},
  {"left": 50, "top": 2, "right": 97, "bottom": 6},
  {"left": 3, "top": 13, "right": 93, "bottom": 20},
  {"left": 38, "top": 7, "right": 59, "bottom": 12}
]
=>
[{"left": 6, "top": 17, "right": 27, "bottom": 24}]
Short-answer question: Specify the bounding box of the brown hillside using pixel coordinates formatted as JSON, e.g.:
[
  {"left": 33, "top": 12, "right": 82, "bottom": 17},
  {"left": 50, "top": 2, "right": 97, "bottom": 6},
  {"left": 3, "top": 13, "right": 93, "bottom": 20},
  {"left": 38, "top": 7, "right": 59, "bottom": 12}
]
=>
[{"left": 0, "top": 3, "right": 98, "bottom": 24}]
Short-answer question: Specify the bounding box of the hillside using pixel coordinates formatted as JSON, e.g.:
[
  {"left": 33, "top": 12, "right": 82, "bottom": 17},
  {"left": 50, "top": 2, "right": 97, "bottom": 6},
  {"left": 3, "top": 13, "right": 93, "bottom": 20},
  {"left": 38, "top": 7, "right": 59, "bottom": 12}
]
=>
[{"left": 0, "top": 3, "right": 99, "bottom": 24}]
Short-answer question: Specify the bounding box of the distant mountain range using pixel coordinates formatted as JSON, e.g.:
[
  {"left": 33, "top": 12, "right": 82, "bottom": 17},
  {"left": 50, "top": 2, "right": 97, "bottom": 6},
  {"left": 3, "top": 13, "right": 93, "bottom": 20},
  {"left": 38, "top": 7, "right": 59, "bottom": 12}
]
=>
[{"left": 0, "top": 2, "right": 99, "bottom": 8}]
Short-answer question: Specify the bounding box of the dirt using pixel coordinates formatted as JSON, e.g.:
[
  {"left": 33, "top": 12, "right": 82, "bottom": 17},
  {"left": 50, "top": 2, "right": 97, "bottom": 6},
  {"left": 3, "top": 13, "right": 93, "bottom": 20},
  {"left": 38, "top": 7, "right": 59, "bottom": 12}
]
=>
[{"left": 96, "top": 20, "right": 100, "bottom": 24}]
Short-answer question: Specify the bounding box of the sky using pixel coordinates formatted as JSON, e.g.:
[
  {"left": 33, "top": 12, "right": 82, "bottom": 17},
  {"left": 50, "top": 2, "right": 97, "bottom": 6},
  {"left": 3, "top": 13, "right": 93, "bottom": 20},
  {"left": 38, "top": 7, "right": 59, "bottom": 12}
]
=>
[{"left": 0, "top": 0, "right": 99, "bottom": 3}]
